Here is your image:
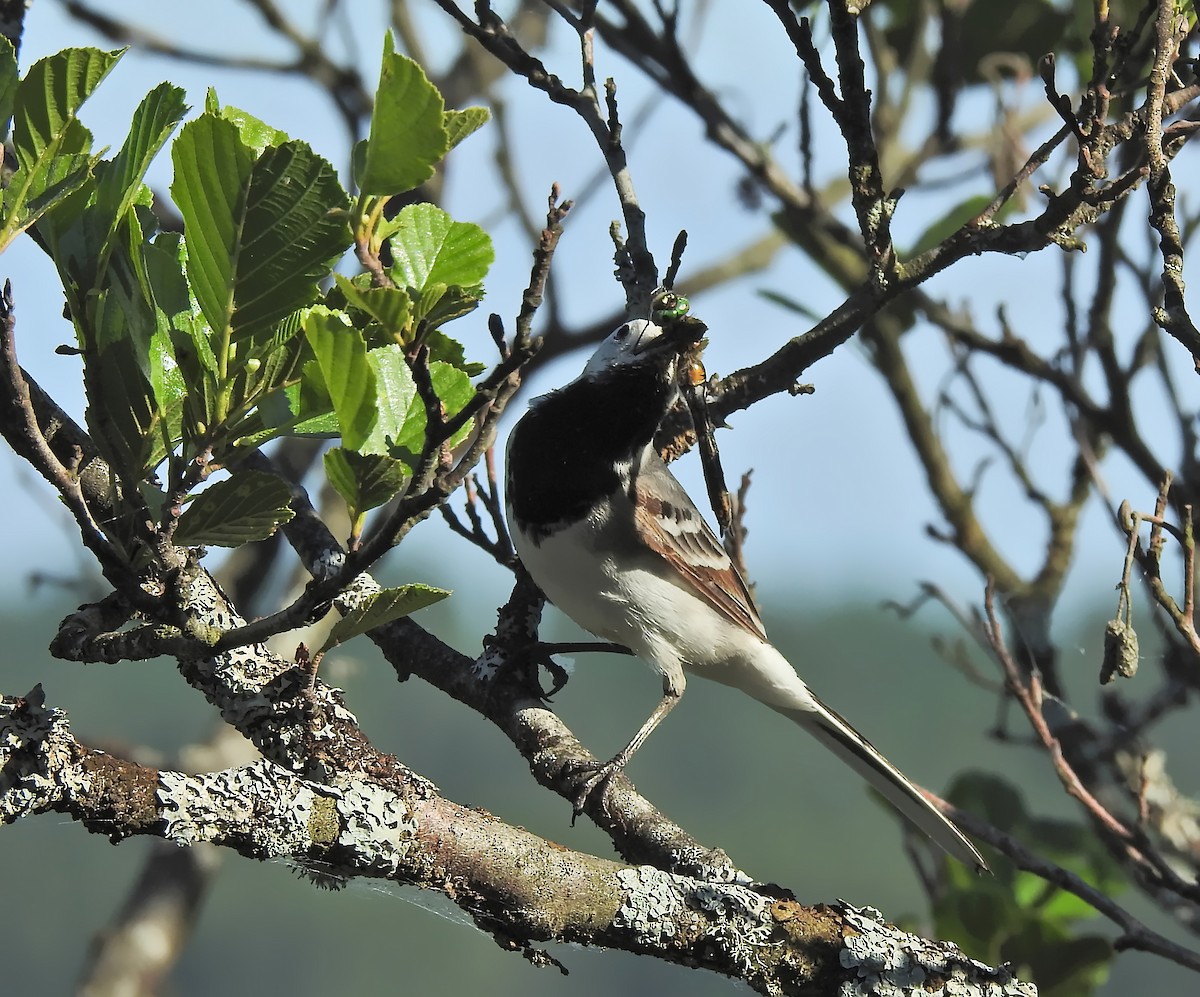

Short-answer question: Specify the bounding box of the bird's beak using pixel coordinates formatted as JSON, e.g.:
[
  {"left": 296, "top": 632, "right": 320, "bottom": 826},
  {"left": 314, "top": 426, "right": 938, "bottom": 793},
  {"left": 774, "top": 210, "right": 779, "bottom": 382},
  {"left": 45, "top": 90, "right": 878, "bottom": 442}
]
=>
[{"left": 633, "top": 314, "right": 707, "bottom": 357}]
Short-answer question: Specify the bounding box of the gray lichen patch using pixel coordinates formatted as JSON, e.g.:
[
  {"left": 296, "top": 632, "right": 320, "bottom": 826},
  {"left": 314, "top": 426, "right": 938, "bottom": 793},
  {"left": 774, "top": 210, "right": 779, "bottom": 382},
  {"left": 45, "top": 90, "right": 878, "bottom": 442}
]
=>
[
  {"left": 334, "top": 779, "right": 417, "bottom": 872},
  {"left": 155, "top": 760, "right": 418, "bottom": 879},
  {"left": 157, "top": 761, "right": 317, "bottom": 855},
  {"left": 0, "top": 687, "right": 77, "bottom": 820},
  {"left": 615, "top": 866, "right": 781, "bottom": 982},
  {"left": 615, "top": 866, "right": 690, "bottom": 943},
  {"left": 838, "top": 903, "right": 1039, "bottom": 997}
]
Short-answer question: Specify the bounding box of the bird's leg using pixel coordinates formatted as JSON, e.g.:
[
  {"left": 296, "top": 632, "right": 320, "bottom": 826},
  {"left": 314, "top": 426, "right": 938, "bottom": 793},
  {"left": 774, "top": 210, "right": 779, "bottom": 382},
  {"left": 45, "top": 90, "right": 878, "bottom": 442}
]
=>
[{"left": 570, "top": 688, "right": 682, "bottom": 817}]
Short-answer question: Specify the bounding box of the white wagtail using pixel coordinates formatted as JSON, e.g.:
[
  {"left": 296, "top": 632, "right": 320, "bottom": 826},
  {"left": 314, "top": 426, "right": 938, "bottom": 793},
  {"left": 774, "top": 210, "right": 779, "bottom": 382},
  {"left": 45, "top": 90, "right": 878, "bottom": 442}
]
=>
[{"left": 505, "top": 312, "right": 986, "bottom": 871}]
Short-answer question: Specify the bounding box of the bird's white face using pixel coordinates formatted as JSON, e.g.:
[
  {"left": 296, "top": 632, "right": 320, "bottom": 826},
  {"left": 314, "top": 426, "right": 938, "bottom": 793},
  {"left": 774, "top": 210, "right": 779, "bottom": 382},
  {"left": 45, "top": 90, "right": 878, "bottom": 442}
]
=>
[{"left": 581, "top": 318, "right": 671, "bottom": 377}]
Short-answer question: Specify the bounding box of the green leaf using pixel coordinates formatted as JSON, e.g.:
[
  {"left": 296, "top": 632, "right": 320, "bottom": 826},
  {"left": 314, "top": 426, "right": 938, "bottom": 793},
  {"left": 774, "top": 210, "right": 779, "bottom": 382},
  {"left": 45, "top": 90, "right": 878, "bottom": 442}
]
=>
[
  {"left": 237, "top": 369, "right": 340, "bottom": 448},
  {"left": 2, "top": 47, "right": 119, "bottom": 252},
  {"left": 303, "top": 307, "right": 377, "bottom": 450},
  {"left": 0, "top": 37, "right": 19, "bottom": 139},
  {"left": 1014, "top": 927, "right": 1112, "bottom": 995},
  {"left": 5, "top": 151, "right": 98, "bottom": 251},
  {"left": 348, "top": 348, "right": 475, "bottom": 462},
  {"left": 173, "top": 470, "right": 296, "bottom": 546},
  {"left": 84, "top": 82, "right": 187, "bottom": 280},
  {"left": 230, "top": 311, "right": 309, "bottom": 412},
  {"left": 324, "top": 446, "right": 408, "bottom": 517},
  {"left": 757, "top": 288, "right": 822, "bottom": 322},
  {"left": 215, "top": 97, "right": 291, "bottom": 155},
  {"left": 148, "top": 232, "right": 221, "bottom": 433},
  {"left": 390, "top": 359, "right": 474, "bottom": 458},
  {"left": 359, "top": 343, "right": 416, "bottom": 457},
  {"left": 84, "top": 336, "right": 157, "bottom": 478},
  {"left": 946, "top": 772, "right": 1026, "bottom": 833},
  {"left": 413, "top": 281, "right": 484, "bottom": 333},
  {"left": 77, "top": 203, "right": 181, "bottom": 474},
  {"left": 170, "top": 112, "right": 255, "bottom": 343},
  {"left": 429, "top": 361, "right": 474, "bottom": 448},
  {"left": 358, "top": 34, "right": 448, "bottom": 195},
  {"left": 333, "top": 273, "right": 411, "bottom": 342},
  {"left": 91, "top": 208, "right": 155, "bottom": 356},
  {"left": 231, "top": 140, "right": 351, "bottom": 340},
  {"left": 146, "top": 318, "right": 185, "bottom": 468},
  {"left": 320, "top": 584, "right": 450, "bottom": 653},
  {"left": 385, "top": 202, "right": 493, "bottom": 292},
  {"left": 173, "top": 120, "right": 351, "bottom": 352},
  {"left": 12, "top": 47, "right": 120, "bottom": 168},
  {"left": 443, "top": 106, "right": 489, "bottom": 150},
  {"left": 423, "top": 329, "right": 485, "bottom": 375}
]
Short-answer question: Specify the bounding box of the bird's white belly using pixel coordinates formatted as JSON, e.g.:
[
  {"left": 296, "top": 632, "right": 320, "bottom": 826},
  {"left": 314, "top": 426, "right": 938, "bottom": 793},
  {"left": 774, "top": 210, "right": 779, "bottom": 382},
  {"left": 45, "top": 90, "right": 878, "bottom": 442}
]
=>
[{"left": 511, "top": 511, "right": 767, "bottom": 690}]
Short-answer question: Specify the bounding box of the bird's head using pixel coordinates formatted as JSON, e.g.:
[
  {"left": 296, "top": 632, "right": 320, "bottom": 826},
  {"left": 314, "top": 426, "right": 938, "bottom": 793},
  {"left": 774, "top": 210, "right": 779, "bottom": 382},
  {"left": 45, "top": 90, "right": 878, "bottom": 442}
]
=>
[{"left": 581, "top": 315, "right": 705, "bottom": 379}]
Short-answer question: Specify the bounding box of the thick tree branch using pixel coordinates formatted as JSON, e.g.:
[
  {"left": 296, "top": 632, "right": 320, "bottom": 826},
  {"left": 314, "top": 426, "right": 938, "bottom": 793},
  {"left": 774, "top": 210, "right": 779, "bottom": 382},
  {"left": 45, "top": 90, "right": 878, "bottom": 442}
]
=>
[{"left": 1, "top": 686, "right": 1037, "bottom": 994}]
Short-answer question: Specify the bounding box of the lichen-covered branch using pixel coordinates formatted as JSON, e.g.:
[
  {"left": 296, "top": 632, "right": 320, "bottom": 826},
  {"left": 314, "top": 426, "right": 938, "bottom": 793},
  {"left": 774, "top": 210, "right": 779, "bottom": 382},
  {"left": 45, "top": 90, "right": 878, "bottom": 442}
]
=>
[{"left": 0, "top": 685, "right": 1036, "bottom": 994}]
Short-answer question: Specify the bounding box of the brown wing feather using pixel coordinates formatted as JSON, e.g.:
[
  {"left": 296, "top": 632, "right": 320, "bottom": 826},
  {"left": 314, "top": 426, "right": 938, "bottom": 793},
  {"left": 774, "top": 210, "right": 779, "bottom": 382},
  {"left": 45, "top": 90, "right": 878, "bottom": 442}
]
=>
[{"left": 632, "top": 480, "right": 767, "bottom": 641}]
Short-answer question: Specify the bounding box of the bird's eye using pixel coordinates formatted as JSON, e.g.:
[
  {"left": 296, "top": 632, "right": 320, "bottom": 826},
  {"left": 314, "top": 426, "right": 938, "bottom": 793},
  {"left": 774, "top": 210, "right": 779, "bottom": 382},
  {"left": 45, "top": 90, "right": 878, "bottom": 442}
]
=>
[{"left": 614, "top": 324, "right": 631, "bottom": 340}]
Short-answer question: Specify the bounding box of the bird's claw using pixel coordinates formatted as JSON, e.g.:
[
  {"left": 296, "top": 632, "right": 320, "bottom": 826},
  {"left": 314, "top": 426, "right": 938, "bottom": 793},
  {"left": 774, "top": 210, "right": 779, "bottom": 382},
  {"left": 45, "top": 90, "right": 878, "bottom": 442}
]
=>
[
  {"left": 567, "top": 757, "right": 622, "bottom": 822},
  {"left": 539, "top": 654, "right": 571, "bottom": 699},
  {"left": 484, "top": 635, "right": 570, "bottom": 702}
]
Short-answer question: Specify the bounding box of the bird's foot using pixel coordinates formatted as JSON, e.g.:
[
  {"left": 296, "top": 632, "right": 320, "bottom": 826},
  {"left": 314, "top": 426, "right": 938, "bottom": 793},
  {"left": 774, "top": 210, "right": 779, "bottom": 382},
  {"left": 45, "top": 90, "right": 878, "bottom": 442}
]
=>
[
  {"left": 519, "top": 643, "right": 571, "bottom": 702},
  {"left": 483, "top": 634, "right": 571, "bottom": 702},
  {"left": 566, "top": 754, "right": 627, "bottom": 822},
  {"left": 496, "top": 639, "right": 631, "bottom": 703}
]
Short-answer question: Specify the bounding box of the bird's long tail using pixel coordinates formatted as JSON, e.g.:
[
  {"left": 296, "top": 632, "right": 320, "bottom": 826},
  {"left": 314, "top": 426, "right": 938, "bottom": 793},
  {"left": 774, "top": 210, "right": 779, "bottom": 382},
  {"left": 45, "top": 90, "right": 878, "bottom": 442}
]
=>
[
  {"left": 773, "top": 692, "right": 987, "bottom": 872},
  {"left": 727, "top": 643, "right": 987, "bottom": 870}
]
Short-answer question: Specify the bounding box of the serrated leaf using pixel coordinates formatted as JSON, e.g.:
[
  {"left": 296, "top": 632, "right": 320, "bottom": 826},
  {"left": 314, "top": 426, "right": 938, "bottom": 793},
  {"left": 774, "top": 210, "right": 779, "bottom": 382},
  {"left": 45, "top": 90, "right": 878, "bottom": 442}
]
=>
[
  {"left": 170, "top": 112, "right": 255, "bottom": 341},
  {"left": 359, "top": 34, "right": 448, "bottom": 195},
  {"left": 324, "top": 446, "right": 407, "bottom": 517},
  {"left": 148, "top": 232, "right": 221, "bottom": 432},
  {"left": 320, "top": 584, "right": 450, "bottom": 652},
  {"left": 216, "top": 99, "right": 290, "bottom": 154},
  {"left": 236, "top": 371, "right": 340, "bottom": 448},
  {"left": 2, "top": 152, "right": 98, "bottom": 253},
  {"left": 173, "top": 122, "right": 351, "bottom": 351},
  {"left": 231, "top": 141, "right": 351, "bottom": 340},
  {"left": 430, "top": 361, "right": 474, "bottom": 448},
  {"left": 424, "top": 329, "right": 485, "bottom": 375},
  {"left": 83, "top": 223, "right": 183, "bottom": 476},
  {"left": 386, "top": 202, "right": 493, "bottom": 292},
  {"left": 417, "top": 282, "right": 484, "bottom": 332},
  {"left": 350, "top": 348, "right": 475, "bottom": 463},
  {"left": 392, "top": 359, "right": 474, "bottom": 457},
  {"left": 12, "top": 47, "right": 120, "bottom": 168},
  {"left": 0, "top": 37, "right": 19, "bottom": 140},
  {"left": 231, "top": 311, "right": 309, "bottom": 410},
  {"left": 174, "top": 470, "right": 296, "bottom": 546},
  {"left": 359, "top": 343, "right": 416, "bottom": 457},
  {"left": 84, "top": 82, "right": 187, "bottom": 282},
  {"left": 2, "top": 47, "right": 117, "bottom": 253},
  {"left": 92, "top": 209, "right": 154, "bottom": 355},
  {"left": 303, "top": 307, "right": 376, "bottom": 450},
  {"left": 333, "top": 273, "right": 411, "bottom": 341},
  {"left": 443, "top": 106, "right": 489, "bottom": 150},
  {"left": 84, "top": 336, "right": 157, "bottom": 478}
]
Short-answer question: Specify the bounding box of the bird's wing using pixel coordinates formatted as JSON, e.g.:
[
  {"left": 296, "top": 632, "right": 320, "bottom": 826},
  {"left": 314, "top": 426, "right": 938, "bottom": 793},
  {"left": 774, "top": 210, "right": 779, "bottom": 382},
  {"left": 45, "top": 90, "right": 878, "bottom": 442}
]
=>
[{"left": 631, "top": 449, "right": 768, "bottom": 642}]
